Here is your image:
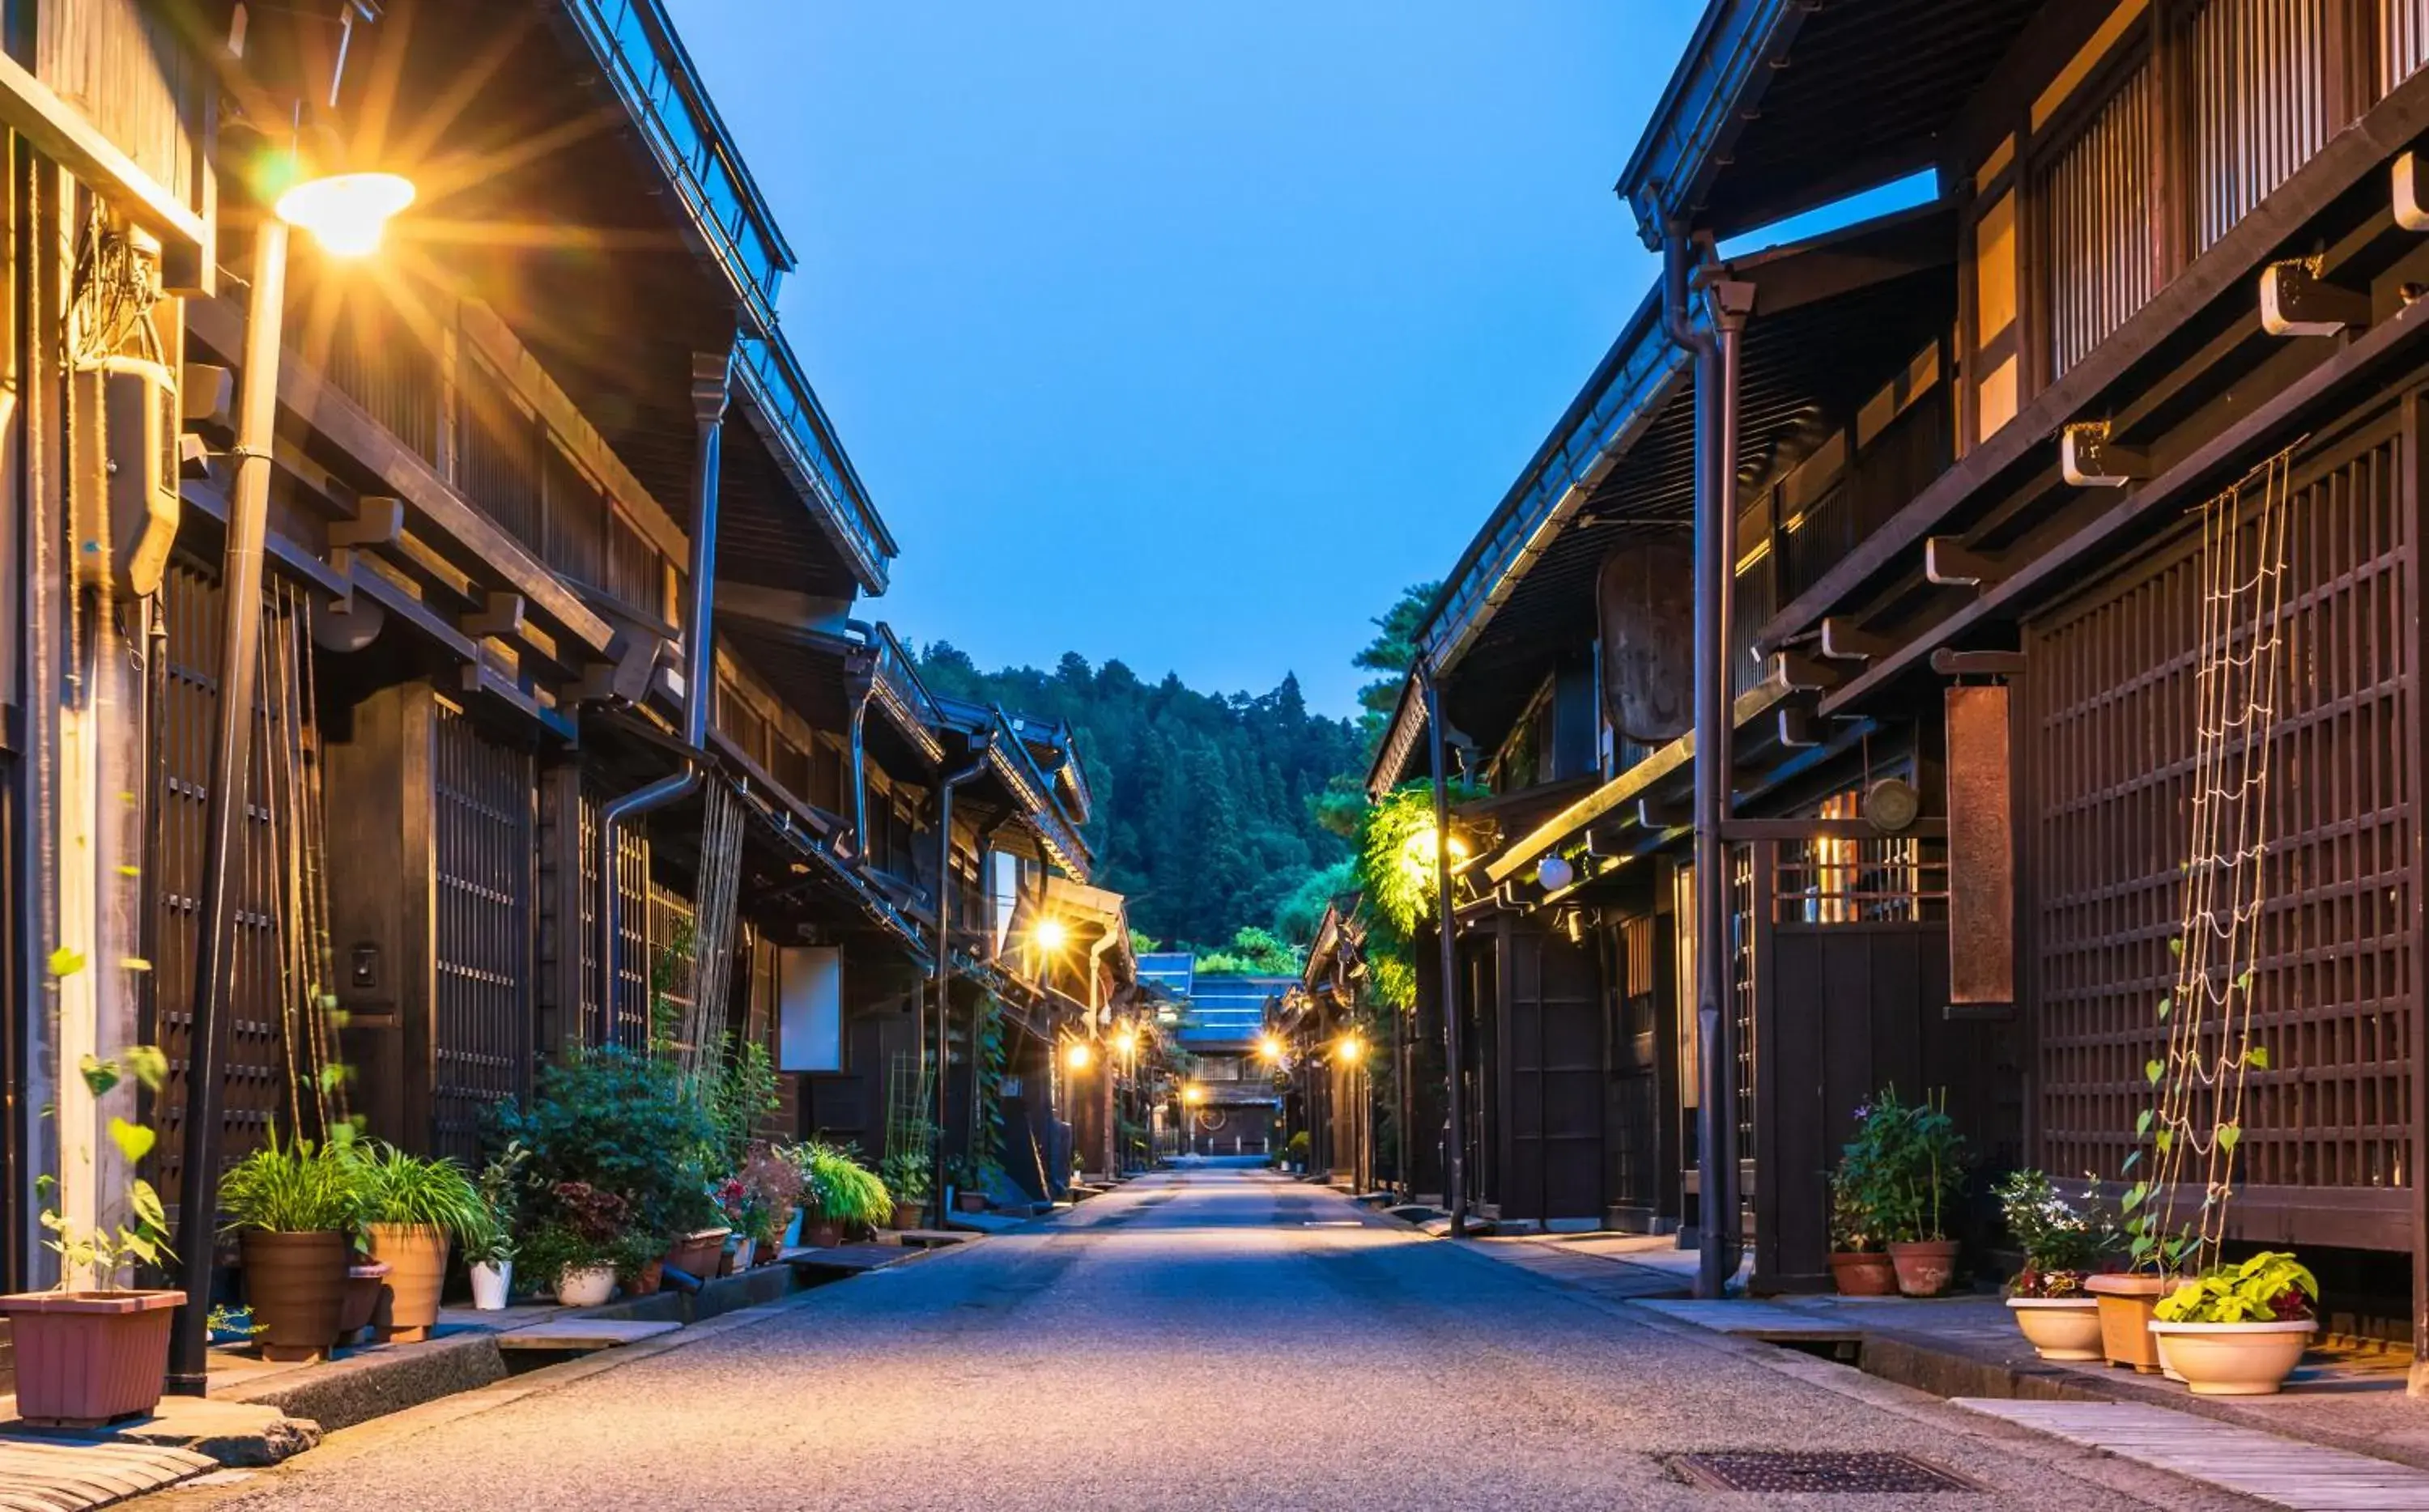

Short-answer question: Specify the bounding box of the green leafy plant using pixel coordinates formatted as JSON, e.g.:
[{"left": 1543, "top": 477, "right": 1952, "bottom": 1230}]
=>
[
  {"left": 878, "top": 1147, "right": 929, "bottom": 1209},
  {"left": 516, "top": 1181, "right": 649, "bottom": 1287},
  {"left": 1285, "top": 1130, "right": 1310, "bottom": 1166},
  {"left": 491, "top": 1047, "right": 721, "bottom": 1244},
  {"left": 39, "top": 1046, "right": 176, "bottom": 1289},
  {"left": 2153, "top": 1251, "right": 2318, "bottom": 1324},
  {"left": 704, "top": 1038, "right": 780, "bottom": 1174},
  {"left": 466, "top": 1140, "right": 530, "bottom": 1267},
  {"left": 790, "top": 1142, "right": 893, "bottom": 1228},
  {"left": 1834, "top": 1088, "right": 1967, "bottom": 1245},
  {"left": 219, "top": 1133, "right": 367, "bottom": 1235},
  {"left": 353, "top": 1141, "right": 487, "bottom": 1240},
  {"left": 1996, "top": 1170, "right": 2115, "bottom": 1296}
]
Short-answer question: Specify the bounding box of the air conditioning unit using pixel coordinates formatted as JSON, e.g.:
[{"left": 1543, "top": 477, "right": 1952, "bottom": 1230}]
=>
[{"left": 70, "top": 355, "right": 181, "bottom": 598}]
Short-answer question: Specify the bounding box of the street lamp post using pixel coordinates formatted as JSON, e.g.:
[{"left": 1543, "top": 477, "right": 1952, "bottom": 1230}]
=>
[{"left": 168, "top": 165, "right": 414, "bottom": 1395}]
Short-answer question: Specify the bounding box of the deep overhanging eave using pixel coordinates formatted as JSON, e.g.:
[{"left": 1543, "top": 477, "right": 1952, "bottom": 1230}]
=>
[{"left": 1614, "top": 0, "right": 1811, "bottom": 247}]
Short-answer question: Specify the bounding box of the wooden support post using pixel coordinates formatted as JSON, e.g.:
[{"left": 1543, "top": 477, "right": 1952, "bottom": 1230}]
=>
[
  {"left": 1776, "top": 707, "right": 1820, "bottom": 748},
  {"left": 1925, "top": 537, "right": 2005, "bottom": 588},
  {"left": 2259, "top": 257, "right": 2371, "bottom": 337}
]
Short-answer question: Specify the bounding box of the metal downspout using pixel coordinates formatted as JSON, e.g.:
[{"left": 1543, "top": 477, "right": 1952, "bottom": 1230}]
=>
[
  {"left": 598, "top": 350, "right": 731, "bottom": 1035},
  {"left": 1664, "top": 223, "right": 1739, "bottom": 1301},
  {"left": 929, "top": 744, "right": 990, "bottom": 1221},
  {"left": 1419, "top": 657, "right": 1466, "bottom": 1238}
]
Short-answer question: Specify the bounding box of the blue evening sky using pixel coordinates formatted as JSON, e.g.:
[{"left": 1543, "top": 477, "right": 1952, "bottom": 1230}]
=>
[{"left": 664, "top": 4, "right": 1698, "bottom": 716}]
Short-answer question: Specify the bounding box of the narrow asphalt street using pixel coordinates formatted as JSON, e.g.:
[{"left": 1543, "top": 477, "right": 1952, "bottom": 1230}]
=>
[{"left": 159, "top": 1170, "right": 2256, "bottom": 1511}]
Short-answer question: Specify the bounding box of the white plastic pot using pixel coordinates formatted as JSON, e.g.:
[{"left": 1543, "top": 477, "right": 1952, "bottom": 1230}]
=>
[
  {"left": 731, "top": 1237, "right": 756, "bottom": 1271},
  {"left": 470, "top": 1261, "right": 513, "bottom": 1311},
  {"left": 555, "top": 1265, "right": 615, "bottom": 1308}
]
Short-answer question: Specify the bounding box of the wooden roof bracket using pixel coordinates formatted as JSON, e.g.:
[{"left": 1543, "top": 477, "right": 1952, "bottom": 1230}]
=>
[
  {"left": 2061, "top": 421, "right": 2147, "bottom": 487},
  {"left": 325, "top": 496, "right": 404, "bottom": 595},
  {"left": 1929, "top": 648, "right": 2026, "bottom": 678},
  {"left": 1925, "top": 536, "right": 2004, "bottom": 589},
  {"left": 1776, "top": 705, "right": 1823, "bottom": 748},
  {"left": 2260, "top": 256, "right": 2370, "bottom": 337},
  {"left": 2393, "top": 151, "right": 2429, "bottom": 231},
  {"left": 1817, "top": 616, "right": 1885, "bottom": 660},
  {"left": 1770, "top": 650, "right": 1840, "bottom": 691}
]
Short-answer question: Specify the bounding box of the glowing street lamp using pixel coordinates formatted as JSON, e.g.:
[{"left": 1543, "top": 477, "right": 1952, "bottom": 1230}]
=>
[
  {"left": 1257, "top": 1032, "right": 1285, "bottom": 1064},
  {"left": 275, "top": 170, "right": 415, "bottom": 257},
  {"left": 1112, "top": 1025, "right": 1138, "bottom": 1059},
  {"left": 1064, "top": 1038, "right": 1094, "bottom": 1072},
  {"left": 1337, "top": 1034, "right": 1365, "bottom": 1064},
  {"left": 1034, "top": 917, "right": 1070, "bottom": 953}
]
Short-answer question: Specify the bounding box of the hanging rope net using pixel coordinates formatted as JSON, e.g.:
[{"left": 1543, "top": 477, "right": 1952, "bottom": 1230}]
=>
[{"left": 2142, "top": 444, "right": 2294, "bottom": 1272}]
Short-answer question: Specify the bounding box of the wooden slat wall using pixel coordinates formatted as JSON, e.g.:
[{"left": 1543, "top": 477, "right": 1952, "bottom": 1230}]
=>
[
  {"left": 2042, "top": 60, "right": 2156, "bottom": 378},
  {"left": 36, "top": 0, "right": 198, "bottom": 206},
  {"left": 577, "top": 787, "right": 652, "bottom": 1047},
  {"left": 2027, "top": 417, "right": 2414, "bottom": 1244},
  {"left": 2191, "top": 0, "right": 2333, "bottom": 256},
  {"left": 2384, "top": 0, "right": 2429, "bottom": 91}
]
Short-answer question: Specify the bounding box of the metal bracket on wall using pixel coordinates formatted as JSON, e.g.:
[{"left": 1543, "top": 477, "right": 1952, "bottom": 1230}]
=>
[
  {"left": 1925, "top": 537, "right": 2005, "bottom": 589},
  {"left": 2260, "top": 257, "right": 2370, "bottom": 338}
]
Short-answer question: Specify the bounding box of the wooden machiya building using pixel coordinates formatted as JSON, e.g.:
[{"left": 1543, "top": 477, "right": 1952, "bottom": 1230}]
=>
[
  {"left": 0, "top": 0, "right": 1116, "bottom": 1321},
  {"left": 1379, "top": 0, "right": 2429, "bottom": 1378}
]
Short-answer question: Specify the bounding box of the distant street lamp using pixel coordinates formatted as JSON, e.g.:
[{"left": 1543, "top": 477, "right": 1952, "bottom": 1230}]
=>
[{"left": 1182, "top": 1083, "right": 1205, "bottom": 1157}]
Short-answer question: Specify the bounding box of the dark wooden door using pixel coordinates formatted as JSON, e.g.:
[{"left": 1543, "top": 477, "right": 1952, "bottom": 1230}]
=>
[{"left": 1500, "top": 922, "right": 1607, "bottom": 1224}]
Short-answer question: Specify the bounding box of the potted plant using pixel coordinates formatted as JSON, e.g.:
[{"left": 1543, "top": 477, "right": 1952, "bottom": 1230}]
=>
[
  {"left": 1826, "top": 1119, "right": 1895, "bottom": 1296},
  {"left": 354, "top": 1141, "right": 488, "bottom": 1341},
  {"left": 219, "top": 1133, "right": 366, "bottom": 1362},
  {"left": 466, "top": 1141, "right": 529, "bottom": 1310},
  {"left": 879, "top": 1149, "right": 929, "bottom": 1230},
  {"left": 492, "top": 1047, "right": 725, "bottom": 1285},
  {"left": 2147, "top": 1251, "right": 2317, "bottom": 1395},
  {"left": 1997, "top": 1170, "right": 2112, "bottom": 1360},
  {"left": 738, "top": 1145, "right": 803, "bottom": 1262},
  {"left": 1844, "top": 1089, "right": 1967, "bottom": 1296},
  {"left": 794, "top": 1142, "right": 891, "bottom": 1247},
  {"left": 0, "top": 1046, "right": 185, "bottom": 1425},
  {"left": 337, "top": 1256, "right": 392, "bottom": 1347},
  {"left": 946, "top": 1155, "right": 992, "bottom": 1214},
  {"left": 518, "top": 1182, "right": 636, "bottom": 1306}
]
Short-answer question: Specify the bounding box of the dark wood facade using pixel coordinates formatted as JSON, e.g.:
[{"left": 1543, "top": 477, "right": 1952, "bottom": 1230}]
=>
[
  {"left": 2, "top": 0, "right": 1112, "bottom": 1306},
  {"left": 1369, "top": 4, "right": 2429, "bottom": 1380}
]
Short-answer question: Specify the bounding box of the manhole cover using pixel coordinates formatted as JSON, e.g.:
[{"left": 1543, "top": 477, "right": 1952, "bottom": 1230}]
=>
[{"left": 1670, "top": 1452, "right": 1980, "bottom": 1493}]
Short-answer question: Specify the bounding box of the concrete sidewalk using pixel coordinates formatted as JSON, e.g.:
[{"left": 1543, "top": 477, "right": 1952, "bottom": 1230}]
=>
[{"left": 1470, "top": 1230, "right": 2429, "bottom": 1475}]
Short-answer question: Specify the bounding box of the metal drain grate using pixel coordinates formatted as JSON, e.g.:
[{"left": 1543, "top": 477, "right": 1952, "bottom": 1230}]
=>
[{"left": 1670, "top": 1451, "right": 1980, "bottom": 1493}]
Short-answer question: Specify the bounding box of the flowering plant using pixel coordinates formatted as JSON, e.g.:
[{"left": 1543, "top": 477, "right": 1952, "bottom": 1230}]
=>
[
  {"left": 1996, "top": 1169, "right": 2115, "bottom": 1295},
  {"left": 2154, "top": 1251, "right": 2317, "bottom": 1324}
]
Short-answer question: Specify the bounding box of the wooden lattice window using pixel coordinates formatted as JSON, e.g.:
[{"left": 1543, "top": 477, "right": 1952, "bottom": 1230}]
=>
[
  {"left": 431, "top": 702, "right": 534, "bottom": 1166},
  {"left": 2027, "top": 416, "right": 2413, "bottom": 1238}
]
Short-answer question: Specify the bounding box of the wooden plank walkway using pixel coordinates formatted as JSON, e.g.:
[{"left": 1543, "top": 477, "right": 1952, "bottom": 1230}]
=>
[
  {"left": 1954, "top": 1398, "right": 2429, "bottom": 1510},
  {"left": 0, "top": 1435, "right": 215, "bottom": 1510}
]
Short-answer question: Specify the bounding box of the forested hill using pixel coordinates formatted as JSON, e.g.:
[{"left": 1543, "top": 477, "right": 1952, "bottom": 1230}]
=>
[{"left": 915, "top": 646, "right": 1363, "bottom": 952}]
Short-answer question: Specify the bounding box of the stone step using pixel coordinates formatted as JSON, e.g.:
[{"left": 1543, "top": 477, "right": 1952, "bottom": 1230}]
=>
[{"left": 490, "top": 1319, "right": 683, "bottom": 1353}]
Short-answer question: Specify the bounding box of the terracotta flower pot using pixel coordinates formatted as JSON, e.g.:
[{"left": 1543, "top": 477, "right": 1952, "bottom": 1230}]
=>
[
  {"left": 2006, "top": 1297, "right": 2103, "bottom": 1361},
  {"left": 365, "top": 1223, "right": 450, "bottom": 1342},
  {"left": 805, "top": 1217, "right": 846, "bottom": 1250},
  {"left": 1889, "top": 1239, "right": 1959, "bottom": 1297},
  {"left": 241, "top": 1229, "right": 351, "bottom": 1363},
  {"left": 337, "top": 1260, "right": 392, "bottom": 1346},
  {"left": 2148, "top": 1319, "right": 2315, "bottom": 1395},
  {"left": 624, "top": 1259, "right": 664, "bottom": 1296},
  {"left": 888, "top": 1200, "right": 923, "bottom": 1231},
  {"left": 955, "top": 1191, "right": 989, "bottom": 1214},
  {"left": 2086, "top": 1272, "right": 2171, "bottom": 1374},
  {"left": 1828, "top": 1251, "right": 1898, "bottom": 1296},
  {"left": 0, "top": 1289, "right": 182, "bottom": 1427},
  {"left": 660, "top": 1228, "right": 729, "bottom": 1281}
]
